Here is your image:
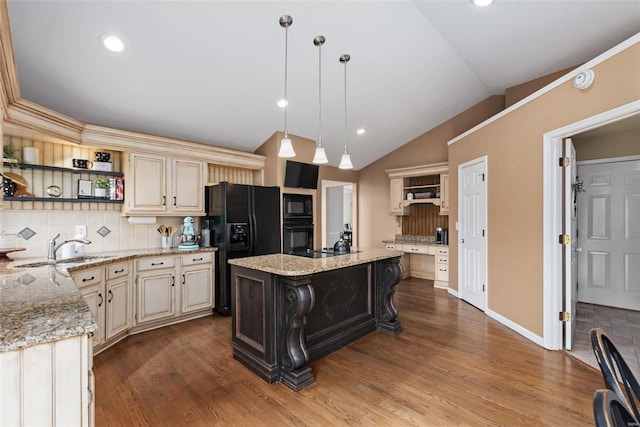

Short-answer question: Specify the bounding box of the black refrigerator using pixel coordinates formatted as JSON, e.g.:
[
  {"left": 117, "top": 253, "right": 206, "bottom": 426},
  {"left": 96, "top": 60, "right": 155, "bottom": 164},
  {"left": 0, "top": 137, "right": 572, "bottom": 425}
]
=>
[{"left": 203, "top": 182, "right": 281, "bottom": 316}]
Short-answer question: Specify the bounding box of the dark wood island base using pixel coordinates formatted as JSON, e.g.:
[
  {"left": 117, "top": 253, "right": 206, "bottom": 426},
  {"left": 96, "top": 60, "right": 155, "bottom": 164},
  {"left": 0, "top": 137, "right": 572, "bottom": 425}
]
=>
[{"left": 229, "top": 250, "right": 403, "bottom": 391}]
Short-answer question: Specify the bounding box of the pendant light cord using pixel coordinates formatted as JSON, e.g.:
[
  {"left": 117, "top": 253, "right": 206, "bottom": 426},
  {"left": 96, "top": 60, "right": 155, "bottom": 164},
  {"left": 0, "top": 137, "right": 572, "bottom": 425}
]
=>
[
  {"left": 318, "top": 41, "right": 322, "bottom": 147},
  {"left": 283, "top": 25, "right": 289, "bottom": 137},
  {"left": 343, "top": 56, "right": 348, "bottom": 154}
]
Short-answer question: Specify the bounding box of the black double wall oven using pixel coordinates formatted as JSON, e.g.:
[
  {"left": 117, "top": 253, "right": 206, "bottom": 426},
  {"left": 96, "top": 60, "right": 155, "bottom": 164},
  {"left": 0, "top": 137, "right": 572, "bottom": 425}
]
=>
[{"left": 282, "top": 193, "right": 313, "bottom": 254}]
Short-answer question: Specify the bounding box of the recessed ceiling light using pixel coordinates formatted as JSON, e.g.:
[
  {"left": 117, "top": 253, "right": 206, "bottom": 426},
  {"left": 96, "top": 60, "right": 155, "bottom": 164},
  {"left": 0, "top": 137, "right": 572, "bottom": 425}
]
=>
[
  {"left": 472, "top": 0, "right": 494, "bottom": 6},
  {"left": 100, "top": 34, "right": 125, "bottom": 53},
  {"left": 277, "top": 99, "right": 288, "bottom": 108},
  {"left": 356, "top": 128, "right": 365, "bottom": 135}
]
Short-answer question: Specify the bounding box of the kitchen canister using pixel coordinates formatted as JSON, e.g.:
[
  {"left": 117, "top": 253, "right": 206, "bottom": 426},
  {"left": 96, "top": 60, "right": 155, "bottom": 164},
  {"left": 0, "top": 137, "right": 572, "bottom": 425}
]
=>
[{"left": 22, "top": 147, "right": 40, "bottom": 164}]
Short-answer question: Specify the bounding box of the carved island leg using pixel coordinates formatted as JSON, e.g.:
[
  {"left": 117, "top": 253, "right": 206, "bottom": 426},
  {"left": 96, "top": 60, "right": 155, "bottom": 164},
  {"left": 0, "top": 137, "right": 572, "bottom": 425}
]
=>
[
  {"left": 377, "top": 258, "right": 403, "bottom": 334},
  {"left": 280, "top": 281, "right": 316, "bottom": 391}
]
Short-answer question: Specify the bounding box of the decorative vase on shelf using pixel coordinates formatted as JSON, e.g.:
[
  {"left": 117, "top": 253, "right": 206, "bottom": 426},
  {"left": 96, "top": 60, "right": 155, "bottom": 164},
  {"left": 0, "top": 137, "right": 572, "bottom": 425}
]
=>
[{"left": 407, "top": 192, "right": 414, "bottom": 200}]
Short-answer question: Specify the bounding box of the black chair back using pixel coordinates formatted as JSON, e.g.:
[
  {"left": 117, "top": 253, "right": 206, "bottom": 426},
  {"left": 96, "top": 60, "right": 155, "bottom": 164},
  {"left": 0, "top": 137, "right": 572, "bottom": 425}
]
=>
[
  {"left": 591, "top": 328, "right": 640, "bottom": 421},
  {"left": 593, "top": 389, "right": 638, "bottom": 427}
]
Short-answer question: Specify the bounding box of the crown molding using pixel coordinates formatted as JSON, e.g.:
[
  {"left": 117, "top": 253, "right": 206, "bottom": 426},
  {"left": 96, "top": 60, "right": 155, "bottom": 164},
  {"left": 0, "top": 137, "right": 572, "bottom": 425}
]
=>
[{"left": 82, "top": 125, "right": 265, "bottom": 169}]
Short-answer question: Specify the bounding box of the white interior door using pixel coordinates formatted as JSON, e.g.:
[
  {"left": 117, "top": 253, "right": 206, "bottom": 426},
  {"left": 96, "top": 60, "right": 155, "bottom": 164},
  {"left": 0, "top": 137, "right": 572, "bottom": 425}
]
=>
[
  {"left": 563, "top": 138, "right": 578, "bottom": 350},
  {"left": 577, "top": 158, "right": 640, "bottom": 310},
  {"left": 458, "top": 157, "right": 487, "bottom": 311}
]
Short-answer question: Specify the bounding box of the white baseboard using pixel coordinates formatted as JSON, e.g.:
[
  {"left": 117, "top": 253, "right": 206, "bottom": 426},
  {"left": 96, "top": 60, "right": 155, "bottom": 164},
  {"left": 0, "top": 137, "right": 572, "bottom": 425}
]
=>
[
  {"left": 486, "top": 308, "right": 545, "bottom": 347},
  {"left": 447, "top": 288, "right": 459, "bottom": 298}
]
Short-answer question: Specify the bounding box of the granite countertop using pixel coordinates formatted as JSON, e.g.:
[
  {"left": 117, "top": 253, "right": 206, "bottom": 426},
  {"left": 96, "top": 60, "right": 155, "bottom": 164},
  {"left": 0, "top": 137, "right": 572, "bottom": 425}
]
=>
[
  {"left": 0, "top": 246, "right": 217, "bottom": 352},
  {"left": 228, "top": 247, "right": 403, "bottom": 276},
  {"left": 382, "top": 234, "right": 447, "bottom": 247}
]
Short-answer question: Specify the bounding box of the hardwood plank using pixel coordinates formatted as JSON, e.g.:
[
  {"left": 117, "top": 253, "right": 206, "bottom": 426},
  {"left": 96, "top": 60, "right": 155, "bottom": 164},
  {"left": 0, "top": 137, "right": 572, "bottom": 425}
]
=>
[{"left": 93, "top": 278, "right": 601, "bottom": 426}]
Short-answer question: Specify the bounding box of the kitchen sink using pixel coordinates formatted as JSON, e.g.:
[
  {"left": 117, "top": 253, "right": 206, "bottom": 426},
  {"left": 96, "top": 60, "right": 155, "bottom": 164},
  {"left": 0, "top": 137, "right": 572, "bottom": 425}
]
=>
[{"left": 16, "top": 255, "right": 117, "bottom": 268}]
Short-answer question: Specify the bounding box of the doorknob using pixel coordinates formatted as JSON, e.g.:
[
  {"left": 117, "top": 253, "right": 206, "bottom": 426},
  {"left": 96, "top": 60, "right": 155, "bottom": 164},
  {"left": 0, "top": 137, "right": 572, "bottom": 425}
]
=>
[{"left": 575, "top": 247, "right": 582, "bottom": 252}]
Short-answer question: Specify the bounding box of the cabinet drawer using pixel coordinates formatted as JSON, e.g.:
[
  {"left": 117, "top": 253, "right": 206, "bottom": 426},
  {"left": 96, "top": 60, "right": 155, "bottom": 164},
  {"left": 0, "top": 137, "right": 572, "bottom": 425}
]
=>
[
  {"left": 435, "top": 265, "right": 449, "bottom": 282},
  {"left": 72, "top": 268, "right": 104, "bottom": 288},
  {"left": 404, "top": 245, "right": 428, "bottom": 254},
  {"left": 106, "top": 262, "right": 130, "bottom": 280},
  {"left": 137, "top": 256, "right": 176, "bottom": 272},
  {"left": 436, "top": 247, "right": 449, "bottom": 256},
  {"left": 436, "top": 255, "right": 449, "bottom": 265},
  {"left": 181, "top": 252, "right": 214, "bottom": 266},
  {"left": 385, "top": 243, "right": 402, "bottom": 251}
]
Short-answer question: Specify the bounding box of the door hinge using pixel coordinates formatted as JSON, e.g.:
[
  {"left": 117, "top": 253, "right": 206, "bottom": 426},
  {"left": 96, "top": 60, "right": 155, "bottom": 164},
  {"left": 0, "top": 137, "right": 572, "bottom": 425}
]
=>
[
  {"left": 559, "top": 311, "right": 571, "bottom": 322},
  {"left": 482, "top": 284, "right": 485, "bottom": 292},
  {"left": 482, "top": 229, "right": 485, "bottom": 237},
  {"left": 559, "top": 157, "right": 570, "bottom": 167},
  {"left": 559, "top": 234, "right": 571, "bottom": 245}
]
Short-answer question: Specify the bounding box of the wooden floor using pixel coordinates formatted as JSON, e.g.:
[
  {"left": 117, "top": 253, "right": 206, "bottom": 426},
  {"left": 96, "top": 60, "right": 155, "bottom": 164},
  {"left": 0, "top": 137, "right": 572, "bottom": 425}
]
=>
[{"left": 94, "top": 278, "right": 602, "bottom": 426}]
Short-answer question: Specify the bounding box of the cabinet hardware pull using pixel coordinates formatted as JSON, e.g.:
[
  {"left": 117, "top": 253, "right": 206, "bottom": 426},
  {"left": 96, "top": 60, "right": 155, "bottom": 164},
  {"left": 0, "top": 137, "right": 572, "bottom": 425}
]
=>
[
  {"left": 173, "top": 196, "right": 177, "bottom": 206},
  {"left": 90, "top": 331, "right": 94, "bottom": 337},
  {"left": 193, "top": 257, "right": 203, "bottom": 261},
  {"left": 98, "top": 293, "right": 103, "bottom": 307},
  {"left": 171, "top": 276, "right": 175, "bottom": 287},
  {"left": 182, "top": 274, "right": 186, "bottom": 285},
  {"left": 115, "top": 268, "right": 124, "bottom": 274},
  {"left": 108, "top": 290, "right": 113, "bottom": 303},
  {"left": 82, "top": 276, "right": 95, "bottom": 282},
  {"left": 151, "top": 262, "right": 164, "bottom": 266},
  {"left": 163, "top": 195, "right": 166, "bottom": 206}
]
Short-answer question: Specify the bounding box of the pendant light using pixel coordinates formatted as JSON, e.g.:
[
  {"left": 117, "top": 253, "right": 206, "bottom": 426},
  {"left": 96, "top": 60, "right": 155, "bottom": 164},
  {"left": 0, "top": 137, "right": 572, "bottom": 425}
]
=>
[
  {"left": 339, "top": 54, "right": 354, "bottom": 169},
  {"left": 278, "top": 15, "right": 296, "bottom": 158},
  {"left": 312, "top": 35, "right": 328, "bottom": 164}
]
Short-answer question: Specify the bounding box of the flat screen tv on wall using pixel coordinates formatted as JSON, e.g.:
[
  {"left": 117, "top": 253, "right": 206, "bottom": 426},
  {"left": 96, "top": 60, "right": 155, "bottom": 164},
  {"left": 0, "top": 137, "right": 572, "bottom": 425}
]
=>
[{"left": 284, "top": 160, "right": 319, "bottom": 189}]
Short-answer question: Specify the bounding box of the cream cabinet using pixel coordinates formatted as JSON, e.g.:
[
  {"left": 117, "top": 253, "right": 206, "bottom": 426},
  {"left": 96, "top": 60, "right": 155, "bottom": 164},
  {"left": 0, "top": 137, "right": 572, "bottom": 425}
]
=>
[
  {"left": 104, "top": 262, "right": 132, "bottom": 340},
  {"left": 135, "top": 255, "right": 177, "bottom": 325},
  {"left": 389, "top": 179, "right": 407, "bottom": 215},
  {"left": 179, "top": 252, "right": 214, "bottom": 314},
  {"left": 74, "top": 262, "right": 131, "bottom": 351},
  {"left": 440, "top": 173, "right": 449, "bottom": 215},
  {"left": 386, "top": 162, "right": 449, "bottom": 216},
  {"left": 434, "top": 246, "right": 449, "bottom": 289},
  {"left": 125, "top": 153, "right": 204, "bottom": 216},
  {"left": 0, "top": 334, "right": 94, "bottom": 426}
]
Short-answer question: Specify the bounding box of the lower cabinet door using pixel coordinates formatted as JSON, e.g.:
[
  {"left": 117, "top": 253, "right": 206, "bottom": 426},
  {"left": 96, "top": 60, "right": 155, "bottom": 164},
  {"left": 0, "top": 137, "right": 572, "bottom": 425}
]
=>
[
  {"left": 136, "top": 270, "right": 175, "bottom": 324},
  {"left": 105, "top": 277, "right": 130, "bottom": 339},
  {"left": 181, "top": 266, "right": 213, "bottom": 314},
  {"left": 80, "top": 283, "right": 104, "bottom": 348}
]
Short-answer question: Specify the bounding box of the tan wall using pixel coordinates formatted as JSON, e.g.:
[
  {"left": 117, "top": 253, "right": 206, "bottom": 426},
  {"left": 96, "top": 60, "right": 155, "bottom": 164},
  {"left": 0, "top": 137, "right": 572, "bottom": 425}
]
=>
[
  {"left": 505, "top": 65, "right": 579, "bottom": 108},
  {"left": 255, "top": 132, "right": 358, "bottom": 247},
  {"left": 448, "top": 42, "right": 640, "bottom": 336},
  {"left": 573, "top": 128, "right": 640, "bottom": 161},
  {"left": 357, "top": 96, "right": 505, "bottom": 249}
]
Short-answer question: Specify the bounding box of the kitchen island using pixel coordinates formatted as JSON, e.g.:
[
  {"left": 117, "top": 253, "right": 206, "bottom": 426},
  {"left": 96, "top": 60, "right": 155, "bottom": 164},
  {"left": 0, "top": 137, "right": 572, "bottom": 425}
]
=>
[{"left": 228, "top": 248, "right": 403, "bottom": 391}]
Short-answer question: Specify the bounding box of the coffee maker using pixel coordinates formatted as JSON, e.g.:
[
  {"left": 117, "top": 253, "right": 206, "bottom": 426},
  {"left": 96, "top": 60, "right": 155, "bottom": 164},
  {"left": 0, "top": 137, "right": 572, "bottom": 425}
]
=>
[{"left": 436, "top": 227, "right": 448, "bottom": 245}]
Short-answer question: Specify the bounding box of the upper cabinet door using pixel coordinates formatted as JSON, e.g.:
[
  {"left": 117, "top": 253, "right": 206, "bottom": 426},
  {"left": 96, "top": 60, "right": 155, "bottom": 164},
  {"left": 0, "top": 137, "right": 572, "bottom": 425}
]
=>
[
  {"left": 128, "top": 153, "right": 168, "bottom": 213},
  {"left": 171, "top": 159, "right": 203, "bottom": 213}
]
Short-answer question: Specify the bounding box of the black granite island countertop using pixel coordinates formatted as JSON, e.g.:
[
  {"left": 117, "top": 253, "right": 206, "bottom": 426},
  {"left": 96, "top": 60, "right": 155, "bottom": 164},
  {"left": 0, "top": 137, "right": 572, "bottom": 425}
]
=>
[
  {"left": 0, "top": 247, "right": 216, "bottom": 352},
  {"left": 228, "top": 247, "right": 404, "bottom": 392}
]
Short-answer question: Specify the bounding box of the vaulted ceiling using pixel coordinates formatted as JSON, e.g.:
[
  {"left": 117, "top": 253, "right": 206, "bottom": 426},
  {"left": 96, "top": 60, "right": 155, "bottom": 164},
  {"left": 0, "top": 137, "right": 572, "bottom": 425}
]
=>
[{"left": 6, "top": 1, "right": 640, "bottom": 169}]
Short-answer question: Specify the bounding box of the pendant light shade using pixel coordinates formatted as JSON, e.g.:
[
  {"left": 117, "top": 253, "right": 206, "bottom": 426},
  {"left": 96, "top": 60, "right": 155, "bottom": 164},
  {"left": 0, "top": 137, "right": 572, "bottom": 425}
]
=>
[
  {"left": 339, "top": 153, "right": 353, "bottom": 169},
  {"left": 339, "top": 53, "right": 353, "bottom": 170},
  {"left": 278, "top": 15, "right": 296, "bottom": 158},
  {"left": 312, "top": 35, "right": 328, "bottom": 164}
]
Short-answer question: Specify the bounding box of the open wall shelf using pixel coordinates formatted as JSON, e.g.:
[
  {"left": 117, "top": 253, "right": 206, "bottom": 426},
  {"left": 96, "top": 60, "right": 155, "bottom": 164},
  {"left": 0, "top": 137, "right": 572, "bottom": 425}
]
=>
[{"left": 3, "top": 162, "right": 123, "bottom": 177}]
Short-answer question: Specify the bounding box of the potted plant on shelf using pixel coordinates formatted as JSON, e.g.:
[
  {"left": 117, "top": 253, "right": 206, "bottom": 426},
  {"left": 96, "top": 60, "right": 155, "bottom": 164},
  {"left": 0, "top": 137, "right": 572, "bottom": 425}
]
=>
[
  {"left": 93, "top": 176, "right": 109, "bottom": 199},
  {"left": 2, "top": 142, "right": 20, "bottom": 163}
]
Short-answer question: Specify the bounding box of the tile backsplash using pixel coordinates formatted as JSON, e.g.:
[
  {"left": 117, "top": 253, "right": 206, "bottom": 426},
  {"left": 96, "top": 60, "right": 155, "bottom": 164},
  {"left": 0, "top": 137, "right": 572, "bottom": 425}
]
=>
[{"left": 0, "top": 211, "right": 183, "bottom": 259}]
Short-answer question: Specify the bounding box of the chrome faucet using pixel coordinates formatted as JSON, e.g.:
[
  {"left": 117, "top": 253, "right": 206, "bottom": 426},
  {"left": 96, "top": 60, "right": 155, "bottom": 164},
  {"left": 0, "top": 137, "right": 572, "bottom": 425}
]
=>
[{"left": 47, "top": 233, "right": 92, "bottom": 264}]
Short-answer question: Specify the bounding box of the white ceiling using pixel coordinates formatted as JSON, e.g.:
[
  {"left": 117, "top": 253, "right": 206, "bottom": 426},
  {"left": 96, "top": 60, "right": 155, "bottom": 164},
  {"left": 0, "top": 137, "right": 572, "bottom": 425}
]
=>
[{"left": 6, "top": 1, "right": 640, "bottom": 170}]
